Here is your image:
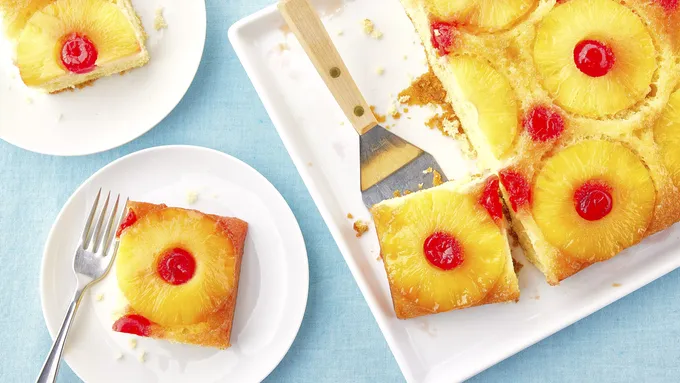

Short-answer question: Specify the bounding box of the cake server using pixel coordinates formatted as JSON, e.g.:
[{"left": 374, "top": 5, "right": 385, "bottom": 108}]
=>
[{"left": 279, "top": 0, "right": 447, "bottom": 208}]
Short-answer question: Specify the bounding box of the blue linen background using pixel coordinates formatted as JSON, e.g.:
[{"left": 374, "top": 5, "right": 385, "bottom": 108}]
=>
[{"left": 1, "top": 1, "right": 679, "bottom": 382}]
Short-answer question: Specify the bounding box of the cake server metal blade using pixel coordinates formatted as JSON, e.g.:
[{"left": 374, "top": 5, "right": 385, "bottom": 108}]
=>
[{"left": 360, "top": 125, "right": 447, "bottom": 207}]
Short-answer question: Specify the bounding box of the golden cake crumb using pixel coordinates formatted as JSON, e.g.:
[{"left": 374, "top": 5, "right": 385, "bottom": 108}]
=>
[
  {"left": 138, "top": 351, "right": 146, "bottom": 362},
  {"left": 337, "top": 30, "right": 344, "bottom": 36},
  {"left": 353, "top": 220, "right": 369, "bottom": 237},
  {"left": 418, "top": 183, "right": 423, "bottom": 189},
  {"left": 370, "top": 106, "right": 387, "bottom": 123},
  {"left": 185, "top": 191, "right": 198, "bottom": 205},
  {"left": 347, "top": 213, "right": 354, "bottom": 219},
  {"left": 398, "top": 71, "right": 463, "bottom": 136},
  {"left": 513, "top": 259, "right": 524, "bottom": 274},
  {"left": 423, "top": 167, "right": 433, "bottom": 174},
  {"left": 154, "top": 8, "right": 168, "bottom": 31},
  {"left": 95, "top": 293, "right": 104, "bottom": 302},
  {"left": 432, "top": 170, "right": 443, "bottom": 186},
  {"left": 361, "top": 19, "right": 383, "bottom": 39},
  {"left": 612, "top": 283, "right": 622, "bottom": 287},
  {"left": 393, "top": 190, "right": 402, "bottom": 198},
  {"left": 399, "top": 71, "right": 448, "bottom": 106},
  {"left": 387, "top": 103, "right": 397, "bottom": 116},
  {"left": 403, "top": 189, "right": 412, "bottom": 195},
  {"left": 128, "top": 339, "right": 137, "bottom": 349},
  {"left": 376, "top": 67, "right": 385, "bottom": 75}
]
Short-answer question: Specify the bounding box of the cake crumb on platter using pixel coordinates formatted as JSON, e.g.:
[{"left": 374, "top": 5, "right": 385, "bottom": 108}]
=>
[
  {"left": 432, "top": 170, "right": 443, "bottom": 186},
  {"left": 347, "top": 213, "right": 354, "bottom": 219},
  {"left": 154, "top": 7, "right": 168, "bottom": 31},
  {"left": 185, "top": 191, "right": 198, "bottom": 205},
  {"left": 612, "top": 283, "right": 622, "bottom": 287},
  {"left": 95, "top": 293, "right": 104, "bottom": 301},
  {"left": 423, "top": 167, "right": 433, "bottom": 174},
  {"left": 361, "top": 19, "right": 383, "bottom": 39},
  {"left": 129, "top": 339, "right": 137, "bottom": 349},
  {"left": 370, "top": 106, "right": 387, "bottom": 123},
  {"left": 376, "top": 66, "right": 385, "bottom": 75},
  {"left": 138, "top": 351, "right": 146, "bottom": 362},
  {"left": 513, "top": 259, "right": 524, "bottom": 274},
  {"left": 353, "top": 220, "right": 369, "bottom": 237},
  {"left": 114, "top": 352, "right": 124, "bottom": 361}
]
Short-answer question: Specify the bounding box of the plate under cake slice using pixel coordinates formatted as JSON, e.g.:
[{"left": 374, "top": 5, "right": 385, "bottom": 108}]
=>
[
  {"left": 0, "top": 0, "right": 150, "bottom": 93},
  {"left": 112, "top": 202, "right": 248, "bottom": 349},
  {"left": 400, "top": 0, "right": 680, "bottom": 284},
  {"left": 370, "top": 176, "right": 519, "bottom": 319}
]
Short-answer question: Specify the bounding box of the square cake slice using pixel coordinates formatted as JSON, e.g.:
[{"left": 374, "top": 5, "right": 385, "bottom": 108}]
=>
[
  {"left": 0, "top": 0, "right": 150, "bottom": 93},
  {"left": 112, "top": 202, "right": 248, "bottom": 349},
  {"left": 370, "top": 176, "right": 519, "bottom": 319},
  {"left": 401, "top": 0, "right": 680, "bottom": 284}
]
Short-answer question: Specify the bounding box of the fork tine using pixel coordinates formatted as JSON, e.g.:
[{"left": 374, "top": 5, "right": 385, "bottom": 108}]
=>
[
  {"left": 90, "top": 191, "right": 111, "bottom": 252},
  {"left": 101, "top": 194, "right": 122, "bottom": 255},
  {"left": 82, "top": 188, "right": 102, "bottom": 247}
]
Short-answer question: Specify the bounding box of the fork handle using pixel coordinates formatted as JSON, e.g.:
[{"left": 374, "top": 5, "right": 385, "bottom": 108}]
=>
[
  {"left": 36, "top": 288, "right": 84, "bottom": 383},
  {"left": 278, "top": 0, "right": 378, "bottom": 135}
]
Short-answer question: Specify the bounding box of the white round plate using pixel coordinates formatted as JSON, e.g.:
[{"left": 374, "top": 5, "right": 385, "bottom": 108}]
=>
[
  {"left": 40, "top": 146, "right": 309, "bottom": 383},
  {"left": 0, "top": 0, "right": 206, "bottom": 156}
]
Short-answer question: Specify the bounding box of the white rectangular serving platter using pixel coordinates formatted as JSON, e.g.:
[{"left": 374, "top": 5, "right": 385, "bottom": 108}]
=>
[{"left": 228, "top": 1, "right": 680, "bottom": 381}]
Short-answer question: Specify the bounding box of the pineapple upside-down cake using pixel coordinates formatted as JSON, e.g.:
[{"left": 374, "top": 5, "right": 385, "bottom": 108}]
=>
[
  {"left": 372, "top": 0, "right": 680, "bottom": 318},
  {"left": 371, "top": 177, "right": 520, "bottom": 319},
  {"left": 0, "top": 0, "right": 149, "bottom": 93},
  {"left": 113, "top": 202, "right": 248, "bottom": 349}
]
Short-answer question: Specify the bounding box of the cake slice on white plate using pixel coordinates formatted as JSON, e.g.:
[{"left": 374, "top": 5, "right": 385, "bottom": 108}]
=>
[{"left": 0, "top": 0, "right": 150, "bottom": 93}]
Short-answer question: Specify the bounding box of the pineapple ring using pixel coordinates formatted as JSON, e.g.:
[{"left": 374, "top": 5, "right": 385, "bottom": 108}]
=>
[
  {"left": 16, "top": 0, "right": 141, "bottom": 86},
  {"left": 448, "top": 55, "right": 519, "bottom": 159},
  {"left": 427, "top": 0, "right": 536, "bottom": 32},
  {"left": 654, "top": 89, "right": 680, "bottom": 188},
  {"left": 533, "top": 0, "right": 656, "bottom": 117},
  {"left": 116, "top": 208, "right": 236, "bottom": 326},
  {"left": 373, "top": 187, "right": 506, "bottom": 313},
  {"left": 533, "top": 140, "right": 656, "bottom": 262}
]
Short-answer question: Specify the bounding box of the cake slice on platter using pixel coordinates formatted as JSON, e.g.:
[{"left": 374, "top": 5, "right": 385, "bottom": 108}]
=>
[
  {"left": 0, "top": 0, "right": 150, "bottom": 93},
  {"left": 371, "top": 176, "right": 519, "bottom": 319}
]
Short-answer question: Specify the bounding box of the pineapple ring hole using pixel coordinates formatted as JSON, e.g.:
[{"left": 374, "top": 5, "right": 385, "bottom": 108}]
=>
[
  {"left": 573, "top": 180, "right": 613, "bottom": 221},
  {"left": 59, "top": 32, "right": 98, "bottom": 74},
  {"left": 423, "top": 232, "right": 464, "bottom": 270},
  {"left": 156, "top": 248, "right": 196, "bottom": 285}
]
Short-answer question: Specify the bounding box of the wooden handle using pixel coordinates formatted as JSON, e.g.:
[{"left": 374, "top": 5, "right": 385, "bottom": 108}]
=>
[{"left": 279, "top": 0, "right": 377, "bottom": 135}]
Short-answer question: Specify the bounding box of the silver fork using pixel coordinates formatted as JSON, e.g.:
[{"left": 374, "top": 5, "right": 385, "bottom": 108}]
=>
[{"left": 36, "top": 189, "right": 127, "bottom": 383}]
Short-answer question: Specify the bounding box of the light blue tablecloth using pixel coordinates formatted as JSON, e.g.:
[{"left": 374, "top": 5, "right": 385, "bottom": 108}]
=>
[{"left": 1, "top": 1, "right": 680, "bottom": 382}]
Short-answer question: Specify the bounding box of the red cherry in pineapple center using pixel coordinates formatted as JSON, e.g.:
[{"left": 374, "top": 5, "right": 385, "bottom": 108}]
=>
[
  {"left": 524, "top": 106, "right": 565, "bottom": 142},
  {"left": 112, "top": 314, "right": 151, "bottom": 337},
  {"left": 430, "top": 21, "right": 456, "bottom": 56},
  {"left": 60, "top": 33, "right": 98, "bottom": 74},
  {"left": 423, "top": 232, "right": 464, "bottom": 270},
  {"left": 157, "top": 248, "right": 196, "bottom": 285},
  {"left": 573, "top": 39, "right": 615, "bottom": 77},
  {"left": 574, "top": 181, "right": 613, "bottom": 221}
]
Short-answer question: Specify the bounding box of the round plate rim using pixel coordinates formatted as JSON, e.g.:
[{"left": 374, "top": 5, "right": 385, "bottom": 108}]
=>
[
  {"left": 0, "top": 1, "right": 207, "bottom": 157},
  {"left": 39, "top": 144, "right": 310, "bottom": 382}
]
